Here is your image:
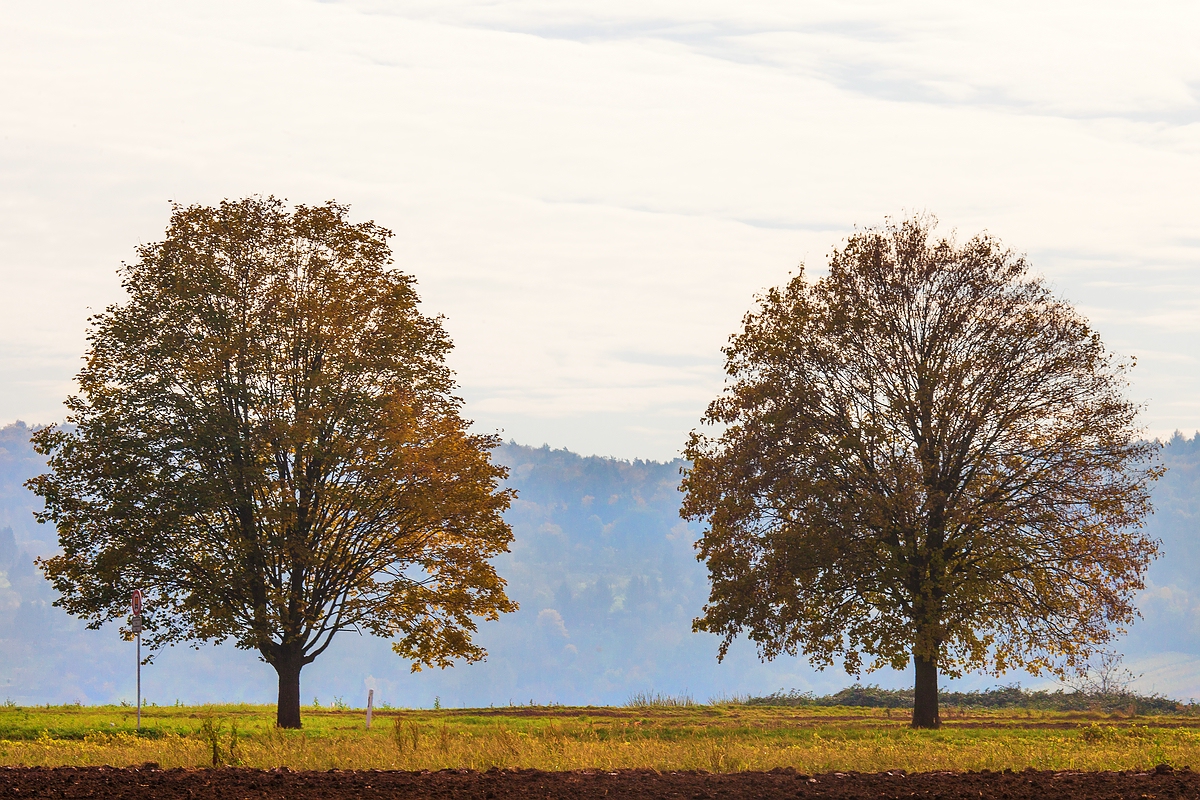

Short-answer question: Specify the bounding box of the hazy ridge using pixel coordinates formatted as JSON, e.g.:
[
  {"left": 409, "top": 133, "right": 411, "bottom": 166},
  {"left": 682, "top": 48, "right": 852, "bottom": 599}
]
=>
[{"left": 0, "top": 423, "right": 1197, "bottom": 706}]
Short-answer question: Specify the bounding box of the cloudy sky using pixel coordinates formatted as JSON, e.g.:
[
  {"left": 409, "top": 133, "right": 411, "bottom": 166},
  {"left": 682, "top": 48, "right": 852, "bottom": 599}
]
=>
[{"left": 2, "top": 1, "right": 1198, "bottom": 461}]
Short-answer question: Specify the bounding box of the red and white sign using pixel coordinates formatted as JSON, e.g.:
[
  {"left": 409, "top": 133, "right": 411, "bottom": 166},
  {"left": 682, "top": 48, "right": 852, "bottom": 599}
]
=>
[{"left": 131, "top": 589, "right": 142, "bottom": 617}]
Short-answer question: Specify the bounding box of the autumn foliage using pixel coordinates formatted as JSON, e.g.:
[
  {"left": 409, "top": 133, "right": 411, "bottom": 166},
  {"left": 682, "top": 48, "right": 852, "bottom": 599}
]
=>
[
  {"left": 29, "top": 197, "right": 516, "bottom": 727},
  {"left": 682, "top": 216, "right": 1160, "bottom": 728}
]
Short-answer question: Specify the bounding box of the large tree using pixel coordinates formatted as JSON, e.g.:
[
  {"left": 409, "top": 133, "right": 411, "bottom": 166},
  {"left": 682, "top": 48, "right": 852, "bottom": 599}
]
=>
[
  {"left": 30, "top": 197, "right": 516, "bottom": 728},
  {"left": 681, "top": 216, "right": 1159, "bottom": 728}
]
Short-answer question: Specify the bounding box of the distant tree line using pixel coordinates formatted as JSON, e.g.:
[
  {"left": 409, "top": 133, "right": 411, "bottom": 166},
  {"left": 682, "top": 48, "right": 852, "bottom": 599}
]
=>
[{"left": 746, "top": 684, "right": 1186, "bottom": 715}]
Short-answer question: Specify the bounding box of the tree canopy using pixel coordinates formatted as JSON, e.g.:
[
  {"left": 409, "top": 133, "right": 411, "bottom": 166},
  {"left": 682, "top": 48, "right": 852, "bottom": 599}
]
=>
[
  {"left": 681, "top": 215, "right": 1160, "bottom": 728},
  {"left": 30, "top": 197, "right": 516, "bottom": 727}
]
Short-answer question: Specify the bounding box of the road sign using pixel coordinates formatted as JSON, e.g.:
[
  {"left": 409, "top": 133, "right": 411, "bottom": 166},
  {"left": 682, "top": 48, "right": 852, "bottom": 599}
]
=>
[{"left": 131, "top": 589, "right": 142, "bottom": 616}]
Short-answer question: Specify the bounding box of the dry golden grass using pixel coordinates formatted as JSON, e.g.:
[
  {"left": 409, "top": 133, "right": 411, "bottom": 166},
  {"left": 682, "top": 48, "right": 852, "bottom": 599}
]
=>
[{"left": 2, "top": 704, "right": 1199, "bottom": 773}]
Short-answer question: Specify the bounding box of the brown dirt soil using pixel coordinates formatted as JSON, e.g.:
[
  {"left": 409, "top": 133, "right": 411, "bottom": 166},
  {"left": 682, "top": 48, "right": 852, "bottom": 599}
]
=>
[{"left": 1, "top": 765, "right": 1197, "bottom": 799}]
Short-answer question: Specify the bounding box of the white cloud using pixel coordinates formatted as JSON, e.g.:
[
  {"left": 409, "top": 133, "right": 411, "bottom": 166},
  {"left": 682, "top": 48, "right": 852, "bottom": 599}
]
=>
[
  {"left": 0, "top": 1, "right": 1197, "bottom": 459},
  {"left": 1128, "top": 652, "right": 1200, "bottom": 702},
  {"left": 536, "top": 608, "right": 569, "bottom": 638}
]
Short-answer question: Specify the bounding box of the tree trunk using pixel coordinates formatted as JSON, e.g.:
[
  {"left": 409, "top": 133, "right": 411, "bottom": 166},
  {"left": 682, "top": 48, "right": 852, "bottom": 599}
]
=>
[
  {"left": 273, "top": 654, "right": 304, "bottom": 729},
  {"left": 912, "top": 653, "right": 940, "bottom": 729}
]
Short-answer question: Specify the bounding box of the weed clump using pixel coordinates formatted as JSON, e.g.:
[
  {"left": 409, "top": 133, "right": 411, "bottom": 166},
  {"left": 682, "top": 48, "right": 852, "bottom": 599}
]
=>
[
  {"left": 391, "top": 718, "right": 419, "bottom": 753},
  {"left": 625, "top": 692, "right": 695, "bottom": 708},
  {"left": 197, "top": 718, "right": 241, "bottom": 766}
]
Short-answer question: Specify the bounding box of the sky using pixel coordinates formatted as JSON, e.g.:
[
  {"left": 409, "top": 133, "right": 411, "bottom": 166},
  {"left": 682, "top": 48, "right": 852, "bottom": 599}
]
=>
[{"left": 2, "top": 1, "right": 1199, "bottom": 461}]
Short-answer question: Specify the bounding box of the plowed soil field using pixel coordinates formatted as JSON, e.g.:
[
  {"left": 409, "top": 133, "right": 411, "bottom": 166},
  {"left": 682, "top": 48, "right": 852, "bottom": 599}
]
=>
[{"left": 1, "top": 765, "right": 1196, "bottom": 799}]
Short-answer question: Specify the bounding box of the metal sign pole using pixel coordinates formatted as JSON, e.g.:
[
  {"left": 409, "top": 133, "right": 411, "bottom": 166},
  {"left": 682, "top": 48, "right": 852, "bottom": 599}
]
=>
[{"left": 132, "top": 589, "right": 143, "bottom": 733}]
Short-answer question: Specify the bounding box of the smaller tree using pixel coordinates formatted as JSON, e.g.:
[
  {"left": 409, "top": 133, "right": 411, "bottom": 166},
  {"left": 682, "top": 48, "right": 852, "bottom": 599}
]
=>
[
  {"left": 30, "top": 197, "right": 516, "bottom": 727},
  {"left": 1065, "top": 651, "right": 1141, "bottom": 697},
  {"left": 682, "top": 215, "right": 1160, "bottom": 728}
]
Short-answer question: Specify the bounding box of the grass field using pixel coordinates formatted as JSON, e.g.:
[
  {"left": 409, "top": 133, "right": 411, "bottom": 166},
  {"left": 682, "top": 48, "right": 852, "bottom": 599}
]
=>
[{"left": 3, "top": 701, "right": 1200, "bottom": 773}]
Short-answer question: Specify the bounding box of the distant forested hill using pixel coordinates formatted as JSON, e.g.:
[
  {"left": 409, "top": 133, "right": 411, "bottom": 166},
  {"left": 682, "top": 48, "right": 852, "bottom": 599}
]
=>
[
  {"left": 477, "top": 445, "right": 703, "bottom": 698},
  {"left": 1118, "top": 432, "right": 1200, "bottom": 697},
  {"left": 0, "top": 422, "right": 127, "bottom": 702},
  {"left": 0, "top": 422, "right": 53, "bottom": 550},
  {"left": 0, "top": 425, "right": 1198, "bottom": 705}
]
